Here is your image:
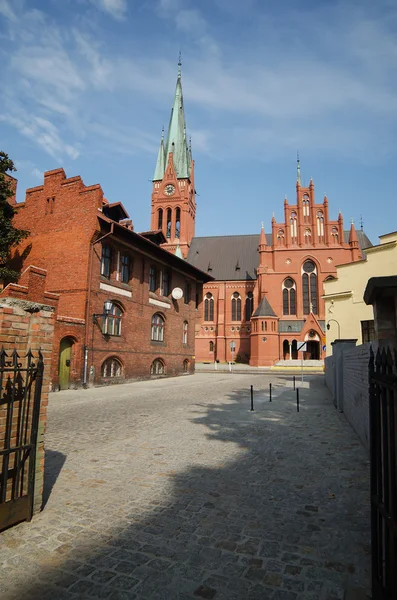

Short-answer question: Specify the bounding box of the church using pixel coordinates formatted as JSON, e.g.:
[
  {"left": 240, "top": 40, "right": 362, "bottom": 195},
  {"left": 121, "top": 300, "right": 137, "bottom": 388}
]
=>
[{"left": 151, "top": 62, "right": 372, "bottom": 366}]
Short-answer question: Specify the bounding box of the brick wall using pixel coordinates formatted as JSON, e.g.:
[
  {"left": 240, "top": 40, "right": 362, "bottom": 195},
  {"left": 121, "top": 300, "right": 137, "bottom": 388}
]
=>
[
  {"left": 0, "top": 266, "right": 58, "bottom": 515},
  {"left": 325, "top": 343, "right": 371, "bottom": 452}
]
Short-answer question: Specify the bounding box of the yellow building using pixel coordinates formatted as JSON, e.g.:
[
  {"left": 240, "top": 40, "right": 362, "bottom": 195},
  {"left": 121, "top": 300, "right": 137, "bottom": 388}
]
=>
[{"left": 323, "top": 230, "right": 397, "bottom": 355}]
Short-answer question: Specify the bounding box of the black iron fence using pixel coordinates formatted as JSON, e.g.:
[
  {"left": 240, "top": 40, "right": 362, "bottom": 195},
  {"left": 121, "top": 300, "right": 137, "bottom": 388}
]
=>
[
  {"left": 0, "top": 347, "right": 44, "bottom": 531},
  {"left": 369, "top": 345, "right": 397, "bottom": 599}
]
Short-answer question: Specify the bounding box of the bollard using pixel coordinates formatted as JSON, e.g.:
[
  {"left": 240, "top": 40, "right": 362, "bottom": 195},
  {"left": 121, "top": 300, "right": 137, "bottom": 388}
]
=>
[
  {"left": 296, "top": 388, "right": 300, "bottom": 412},
  {"left": 250, "top": 385, "right": 254, "bottom": 411},
  {"left": 269, "top": 382, "right": 272, "bottom": 402},
  {"left": 293, "top": 375, "right": 295, "bottom": 391}
]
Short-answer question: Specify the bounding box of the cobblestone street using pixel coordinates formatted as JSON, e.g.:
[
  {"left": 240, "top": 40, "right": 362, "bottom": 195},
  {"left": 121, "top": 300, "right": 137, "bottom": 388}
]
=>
[{"left": 0, "top": 373, "right": 370, "bottom": 600}]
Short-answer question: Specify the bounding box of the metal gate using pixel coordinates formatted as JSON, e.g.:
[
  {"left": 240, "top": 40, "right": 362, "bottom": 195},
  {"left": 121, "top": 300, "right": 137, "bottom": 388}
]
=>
[
  {"left": 369, "top": 345, "right": 397, "bottom": 599},
  {"left": 0, "top": 347, "right": 44, "bottom": 531}
]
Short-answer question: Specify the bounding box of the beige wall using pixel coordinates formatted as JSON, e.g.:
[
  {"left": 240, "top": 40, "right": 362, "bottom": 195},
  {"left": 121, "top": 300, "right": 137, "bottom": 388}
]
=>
[{"left": 323, "top": 231, "right": 397, "bottom": 355}]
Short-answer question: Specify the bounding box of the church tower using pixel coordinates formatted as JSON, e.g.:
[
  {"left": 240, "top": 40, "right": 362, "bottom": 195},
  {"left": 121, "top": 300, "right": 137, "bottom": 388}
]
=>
[{"left": 151, "top": 60, "right": 196, "bottom": 258}]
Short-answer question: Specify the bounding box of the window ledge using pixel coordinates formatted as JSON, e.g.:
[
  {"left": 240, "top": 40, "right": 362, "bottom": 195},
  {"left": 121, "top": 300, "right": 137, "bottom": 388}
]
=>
[
  {"left": 149, "top": 291, "right": 171, "bottom": 304},
  {"left": 100, "top": 276, "right": 132, "bottom": 291},
  {"left": 151, "top": 340, "right": 166, "bottom": 346}
]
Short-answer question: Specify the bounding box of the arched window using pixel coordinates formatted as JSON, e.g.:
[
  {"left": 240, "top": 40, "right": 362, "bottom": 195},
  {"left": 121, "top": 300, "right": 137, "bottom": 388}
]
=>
[
  {"left": 317, "top": 210, "right": 324, "bottom": 243},
  {"left": 183, "top": 321, "right": 188, "bottom": 344},
  {"left": 302, "top": 260, "right": 318, "bottom": 315},
  {"left": 175, "top": 207, "right": 181, "bottom": 239},
  {"left": 231, "top": 292, "right": 241, "bottom": 321},
  {"left": 183, "top": 359, "right": 189, "bottom": 373},
  {"left": 151, "top": 358, "right": 165, "bottom": 376},
  {"left": 151, "top": 313, "right": 165, "bottom": 341},
  {"left": 245, "top": 292, "right": 254, "bottom": 321},
  {"left": 149, "top": 266, "right": 157, "bottom": 292},
  {"left": 261, "top": 321, "right": 264, "bottom": 331},
  {"left": 277, "top": 229, "right": 285, "bottom": 245},
  {"left": 101, "top": 357, "right": 122, "bottom": 378},
  {"left": 166, "top": 208, "right": 172, "bottom": 238},
  {"left": 282, "top": 278, "right": 296, "bottom": 315},
  {"left": 158, "top": 208, "right": 163, "bottom": 231},
  {"left": 204, "top": 293, "right": 214, "bottom": 321},
  {"left": 303, "top": 194, "right": 310, "bottom": 222},
  {"left": 209, "top": 341, "right": 214, "bottom": 352},
  {"left": 331, "top": 226, "right": 339, "bottom": 243},
  {"left": 103, "top": 302, "right": 123, "bottom": 336},
  {"left": 290, "top": 212, "right": 297, "bottom": 243}
]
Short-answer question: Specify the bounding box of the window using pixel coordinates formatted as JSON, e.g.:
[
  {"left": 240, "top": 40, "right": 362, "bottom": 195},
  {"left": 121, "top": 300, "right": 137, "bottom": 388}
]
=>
[
  {"left": 282, "top": 278, "right": 296, "bottom": 315},
  {"left": 120, "top": 254, "right": 130, "bottom": 284},
  {"left": 184, "top": 282, "right": 191, "bottom": 305},
  {"left": 183, "top": 359, "right": 189, "bottom": 373},
  {"left": 245, "top": 292, "right": 254, "bottom": 321},
  {"left": 290, "top": 212, "right": 297, "bottom": 243},
  {"left": 151, "top": 358, "right": 165, "bottom": 375},
  {"left": 209, "top": 341, "right": 214, "bottom": 352},
  {"left": 317, "top": 210, "right": 324, "bottom": 243},
  {"left": 101, "top": 357, "right": 122, "bottom": 378},
  {"left": 158, "top": 208, "right": 163, "bottom": 230},
  {"left": 361, "top": 320, "right": 375, "bottom": 343},
  {"left": 231, "top": 292, "right": 241, "bottom": 321},
  {"left": 331, "top": 226, "right": 339, "bottom": 243},
  {"left": 175, "top": 208, "right": 181, "bottom": 238},
  {"left": 166, "top": 208, "right": 172, "bottom": 238},
  {"left": 151, "top": 313, "right": 165, "bottom": 342},
  {"left": 204, "top": 293, "right": 214, "bottom": 321},
  {"left": 103, "top": 303, "right": 123, "bottom": 336},
  {"left": 160, "top": 271, "right": 170, "bottom": 296},
  {"left": 303, "top": 194, "right": 310, "bottom": 221},
  {"left": 302, "top": 260, "right": 318, "bottom": 315},
  {"left": 183, "top": 321, "right": 188, "bottom": 344},
  {"left": 149, "top": 266, "right": 157, "bottom": 292},
  {"left": 101, "top": 245, "right": 111, "bottom": 278}
]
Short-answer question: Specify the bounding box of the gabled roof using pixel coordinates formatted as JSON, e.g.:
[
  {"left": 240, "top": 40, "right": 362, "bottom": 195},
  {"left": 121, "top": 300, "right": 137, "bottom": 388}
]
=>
[
  {"left": 187, "top": 234, "right": 262, "bottom": 281},
  {"left": 187, "top": 231, "right": 373, "bottom": 281},
  {"left": 253, "top": 296, "right": 277, "bottom": 317}
]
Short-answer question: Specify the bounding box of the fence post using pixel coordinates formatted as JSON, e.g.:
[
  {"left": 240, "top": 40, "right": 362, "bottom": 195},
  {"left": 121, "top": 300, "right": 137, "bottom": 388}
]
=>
[
  {"left": 269, "top": 382, "right": 272, "bottom": 402},
  {"left": 296, "top": 388, "right": 300, "bottom": 412},
  {"left": 250, "top": 385, "right": 254, "bottom": 411}
]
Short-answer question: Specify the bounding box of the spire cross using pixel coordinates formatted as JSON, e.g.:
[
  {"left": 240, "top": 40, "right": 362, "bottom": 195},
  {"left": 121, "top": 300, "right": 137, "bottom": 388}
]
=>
[
  {"left": 178, "top": 51, "right": 182, "bottom": 77},
  {"left": 297, "top": 151, "right": 301, "bottom": 184}
]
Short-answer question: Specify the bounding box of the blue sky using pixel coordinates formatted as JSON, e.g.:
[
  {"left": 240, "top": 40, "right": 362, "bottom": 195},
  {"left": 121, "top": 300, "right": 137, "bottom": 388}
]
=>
[{"left": 1, "top": 0, "right": 396, "bottom": 244}]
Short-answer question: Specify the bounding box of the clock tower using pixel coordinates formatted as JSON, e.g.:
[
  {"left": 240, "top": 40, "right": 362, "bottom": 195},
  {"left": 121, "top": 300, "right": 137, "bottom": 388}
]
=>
[{"left": 151, "top": 60, "right": 196, "bottom": 258}]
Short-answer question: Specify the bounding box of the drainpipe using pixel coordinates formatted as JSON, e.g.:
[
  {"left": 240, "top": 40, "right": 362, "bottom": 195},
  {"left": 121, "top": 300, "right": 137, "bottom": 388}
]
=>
[{"left": 83, "top": 223, "right": 114, "bottom": 388}]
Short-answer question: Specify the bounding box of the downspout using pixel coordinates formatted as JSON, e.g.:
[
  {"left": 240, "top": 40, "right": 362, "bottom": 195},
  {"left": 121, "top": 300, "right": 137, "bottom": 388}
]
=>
[{"left": 83, "top": 223, "right": 114, "bottom": 388}]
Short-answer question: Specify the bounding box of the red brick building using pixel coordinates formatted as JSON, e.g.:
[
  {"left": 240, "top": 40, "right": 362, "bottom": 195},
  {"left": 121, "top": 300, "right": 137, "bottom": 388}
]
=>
[
  {"left": 9, "top": 168, "right": 212, "bottom": 389},
  {"left": 153, "top": 65, "right": 372, "bottom": 366}
]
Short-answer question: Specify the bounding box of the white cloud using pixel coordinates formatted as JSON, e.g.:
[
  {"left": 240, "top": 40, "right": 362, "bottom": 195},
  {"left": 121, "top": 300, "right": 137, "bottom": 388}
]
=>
[
  {"left": 89, "top": 0, "right": 128, "bottom": 20},
  {"left": 0, "top": 0, "right": 16, "bottom": 21},
  {"left": 175, "top": 9, "right": 206, "bottom": 34}
]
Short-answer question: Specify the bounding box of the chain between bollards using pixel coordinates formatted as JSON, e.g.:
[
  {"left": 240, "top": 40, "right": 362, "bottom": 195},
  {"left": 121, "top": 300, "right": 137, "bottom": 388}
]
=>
[
  {"left": 296, "top": 388, "right": 300, "bottom": 412},
  {"left": 269, "top": 382, "right": 272, "bottom": 402},
  {"left": 250, "top": 385, "right": 254, "bottom": 411}
]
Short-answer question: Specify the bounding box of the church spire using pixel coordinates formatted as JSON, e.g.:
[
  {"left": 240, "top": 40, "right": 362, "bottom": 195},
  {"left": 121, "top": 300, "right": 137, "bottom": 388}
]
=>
[{"left": 164, "top": 58, "right": 191, "bottom": 179}]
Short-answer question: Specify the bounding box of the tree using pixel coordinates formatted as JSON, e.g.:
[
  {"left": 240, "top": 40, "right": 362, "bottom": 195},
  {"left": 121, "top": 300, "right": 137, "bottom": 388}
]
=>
[{"left": 0, "top": 152, "right": 29, "bottom": 283}]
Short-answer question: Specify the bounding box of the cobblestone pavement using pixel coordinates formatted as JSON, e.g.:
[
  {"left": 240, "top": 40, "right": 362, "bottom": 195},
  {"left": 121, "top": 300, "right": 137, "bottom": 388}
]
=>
[{"left": 0, "top": 374, "right": 370, "bottom": 600}]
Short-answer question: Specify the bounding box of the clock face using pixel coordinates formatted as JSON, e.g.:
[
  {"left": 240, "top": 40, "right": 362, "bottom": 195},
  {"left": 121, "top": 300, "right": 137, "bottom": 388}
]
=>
[{"left": 164, "top": 184, "right": 175, "bottom": 196}]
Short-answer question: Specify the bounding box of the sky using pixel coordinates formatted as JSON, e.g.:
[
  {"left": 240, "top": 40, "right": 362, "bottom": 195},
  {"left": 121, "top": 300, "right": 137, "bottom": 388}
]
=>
[{"left": 1, "top": 0, "right": 396, "bottom": 244}]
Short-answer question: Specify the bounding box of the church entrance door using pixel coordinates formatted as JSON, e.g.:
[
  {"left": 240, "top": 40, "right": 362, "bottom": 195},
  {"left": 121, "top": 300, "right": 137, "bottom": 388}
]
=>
[{"left": 306, "top": 341, "right": 320, "bottom": 360}]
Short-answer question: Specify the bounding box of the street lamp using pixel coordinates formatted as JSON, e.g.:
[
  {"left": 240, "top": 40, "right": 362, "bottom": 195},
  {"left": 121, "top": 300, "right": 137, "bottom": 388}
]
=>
[
  {"left": 326, "top": 319, "right": 341, "bottom": 339},
  {"left": 93, "top": 300, "right": 113, "bottom": 329}
]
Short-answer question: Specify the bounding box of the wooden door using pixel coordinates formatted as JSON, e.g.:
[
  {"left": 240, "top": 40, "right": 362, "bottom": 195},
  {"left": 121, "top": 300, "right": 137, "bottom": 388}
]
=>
[{"left": 59, "top": 338, "right": 72, "bottom": 390}]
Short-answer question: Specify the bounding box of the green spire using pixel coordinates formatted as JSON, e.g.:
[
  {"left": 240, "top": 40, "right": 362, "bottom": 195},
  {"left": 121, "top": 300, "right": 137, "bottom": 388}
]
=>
[
  {"left": 153, "top": 128, "right": 165, "bottom": 181},
  {"left": 297, "top": 151, "right": 301, "bottom": 185},
  {"left": 153, "top": 58, "right": 191, "bottom": 181}
]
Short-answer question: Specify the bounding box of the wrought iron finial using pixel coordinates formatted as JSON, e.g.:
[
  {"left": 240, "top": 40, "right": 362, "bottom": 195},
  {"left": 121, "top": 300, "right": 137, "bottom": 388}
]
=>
[
  {"left": 297, "top": 151, "right": 301, "bottom": 185},
  {"left": 178, "top": 51, "right": 182, "bottom": 77}
]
